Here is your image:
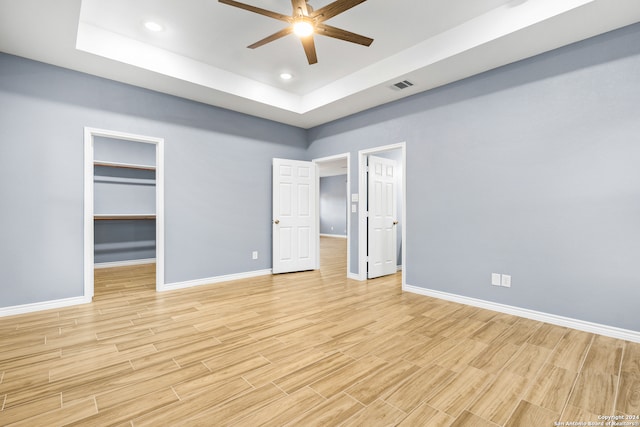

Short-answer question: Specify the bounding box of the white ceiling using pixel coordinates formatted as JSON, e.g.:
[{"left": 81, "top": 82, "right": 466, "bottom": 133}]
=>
[{"left": 1, "top": 0, "right": 639, "bottom": 128}]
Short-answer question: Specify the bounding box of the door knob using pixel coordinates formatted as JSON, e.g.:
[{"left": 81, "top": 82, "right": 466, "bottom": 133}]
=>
[
  {"left": 393, "top": 220, "right": 398, "bottom": 225},
  {"left": 274, "top": 219, "right": 280, "bottom": 224}
]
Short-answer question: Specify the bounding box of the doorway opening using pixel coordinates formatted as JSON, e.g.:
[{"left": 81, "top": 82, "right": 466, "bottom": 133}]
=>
[
  {"left": 313, "top": 153, "right": 351, "bottom": 277},
  {"left": 83, "top": 128, "right": 165, "bottom": 299},
  {"left": 358, "top": 143, "right": 406, "bottom": 285}
]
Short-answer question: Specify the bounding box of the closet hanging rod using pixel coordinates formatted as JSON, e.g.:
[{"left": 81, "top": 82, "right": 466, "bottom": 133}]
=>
[
  {"left": 93, "top": 176, "right": 156, "bottom": 185},
  {"left": 94, "top": 214, "right": 156, "bottom": 220}
]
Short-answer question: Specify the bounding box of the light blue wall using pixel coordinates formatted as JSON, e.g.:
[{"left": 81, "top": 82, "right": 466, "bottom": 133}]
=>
[
  {"left": 94, "top": 167, "right": 156, "bottom": 215},
  {"left": 320, "top": 175, "right": 347, "bottom": 236},
  {"left": 307, "top": 24, "right": 640, "bottom": 330},
  {"left": 94, "top": 219, "right": 156, "bottom": 263},
  {"left": 93, "top": 136, "right": 156, "bottom": 165},
  {"left": 0, "top": 53, "right": 307, "bottom": 307}
]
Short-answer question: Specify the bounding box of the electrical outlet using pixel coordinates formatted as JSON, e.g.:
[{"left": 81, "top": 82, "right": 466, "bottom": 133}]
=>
[
  {"left": 501, "top": 274, "right": 511, "bottom": 288},
  {"left": 252, "top": 251, "right": 258, "bottom": 260},
  {"left": 491, "top": 273, "right": 501, "bottom": 286}
]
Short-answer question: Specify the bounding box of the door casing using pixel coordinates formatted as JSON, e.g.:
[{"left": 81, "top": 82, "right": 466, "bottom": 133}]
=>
[{"left": 83, "top": 127, "right": 165, "bottom": 298}]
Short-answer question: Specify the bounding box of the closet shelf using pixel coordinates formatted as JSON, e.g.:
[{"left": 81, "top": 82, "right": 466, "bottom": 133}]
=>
[
  {"left": 94, "top": 214, "right": 156, "bottom": 220},
  {"left": 94, "top": 160, "right": 156, "bottom": 171}
]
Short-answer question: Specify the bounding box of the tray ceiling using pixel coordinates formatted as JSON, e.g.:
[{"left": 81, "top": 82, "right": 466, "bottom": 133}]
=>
[{"left": 1, "top": 0, "right": 639, "bottom": 128}]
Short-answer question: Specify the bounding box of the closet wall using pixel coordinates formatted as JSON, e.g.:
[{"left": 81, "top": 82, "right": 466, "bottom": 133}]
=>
[
  {"left": 93, "top": 136, "right": 156, "bottom": 265},
  {"left": 319, "top": 175, "right": 347, "bottom": 236}
]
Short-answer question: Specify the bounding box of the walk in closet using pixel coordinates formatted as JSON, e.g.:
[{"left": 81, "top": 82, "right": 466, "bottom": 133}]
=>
[
  {"left": 93, "top": 136, "right": 157, "bottom": 266},
  {"left": 84, "top": 127, "right": 164, "bottom": 298}
]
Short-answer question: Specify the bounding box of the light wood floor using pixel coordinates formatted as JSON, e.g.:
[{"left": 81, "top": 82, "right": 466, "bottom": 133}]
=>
[{"left": 1, "top": 237, "right": 638, "bottom": 426}]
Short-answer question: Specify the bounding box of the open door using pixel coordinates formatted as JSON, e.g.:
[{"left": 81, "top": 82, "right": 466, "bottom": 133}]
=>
[
  {"left": 272, "top": 158, "right": 318, "bottom": 274},
  {"left": 367, "top": 155, "right": 398, "bottom": 279}
]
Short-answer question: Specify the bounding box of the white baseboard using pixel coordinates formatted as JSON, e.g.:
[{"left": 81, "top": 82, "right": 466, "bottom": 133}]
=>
[
  {"left": 0, "top": 296, "right": 92, "bottom": 318},
  {"left": 161, "top": 269, "right": 272, "bottom": 292},
  {"left": 397, "top": 265, "right": 403, "bottom": 272},
  {"left": 403, "top": 284, "right": 640, "bottom": 344},
  {"left": 94, "top": 258, "right": 156, "bottom": 269},
  {"left": 320, "top": 234, "right": 347, "bottom": 239}
]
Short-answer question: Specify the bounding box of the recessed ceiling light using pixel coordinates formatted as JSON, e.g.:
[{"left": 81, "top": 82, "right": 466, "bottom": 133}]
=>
[
  {"left": 280, "top": 73, "right": 293, "bottom": 80},
  {"left": 144, "top": 21, "right": 163, "bottom": 32}
]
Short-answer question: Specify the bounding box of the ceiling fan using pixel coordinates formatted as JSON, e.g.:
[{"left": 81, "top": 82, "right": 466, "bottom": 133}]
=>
[{"left": 219, "top": 0, "right": 373, "bottom": 65}]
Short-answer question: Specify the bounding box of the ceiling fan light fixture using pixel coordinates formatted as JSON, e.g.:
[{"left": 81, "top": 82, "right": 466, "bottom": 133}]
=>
[
  {"left": 218, "top": 0, "right": 373, "bottom": 65},
  {"left": 293, "top": 20, "right": 314, "bottom": 37}
]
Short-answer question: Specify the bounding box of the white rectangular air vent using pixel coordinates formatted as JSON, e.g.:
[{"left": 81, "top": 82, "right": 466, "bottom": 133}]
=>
[{"left": 391, "top": 80, "right": 414, "bottom": 90}]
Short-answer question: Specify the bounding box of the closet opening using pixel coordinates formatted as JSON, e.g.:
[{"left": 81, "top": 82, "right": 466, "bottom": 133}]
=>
[{"left": 83, "top": 128, "right": 165, "bottom": 299}]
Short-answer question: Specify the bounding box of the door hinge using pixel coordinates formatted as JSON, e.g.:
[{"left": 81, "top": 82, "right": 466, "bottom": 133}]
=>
[
  {"left": 365, "top": 166, "right": 369, "bottom": 173},
  {"left": 364, "top": 256, "right": 368, "bottom": 262}
]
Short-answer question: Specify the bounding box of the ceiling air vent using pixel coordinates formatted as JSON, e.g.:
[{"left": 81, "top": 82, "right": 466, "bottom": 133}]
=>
[{"left": 392, "top": 80, "right": 414, "bottom": 90}]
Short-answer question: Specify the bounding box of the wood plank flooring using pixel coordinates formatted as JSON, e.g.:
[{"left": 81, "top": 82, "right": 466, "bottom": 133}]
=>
[{"left": 1, "top": 237, "right": 638, "bottom": 426}]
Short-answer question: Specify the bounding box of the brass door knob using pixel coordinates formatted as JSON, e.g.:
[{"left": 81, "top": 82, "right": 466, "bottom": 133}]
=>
[{"left": 274, "top": 219, "right": 280, "bottom": 224}]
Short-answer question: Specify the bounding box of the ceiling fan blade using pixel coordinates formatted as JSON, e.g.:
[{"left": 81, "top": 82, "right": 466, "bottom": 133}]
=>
[
  {"left": 315, "top": 23, "right": 373, "bottom": 46},
  {"left": 219, "top": 0, "right": 292, "bottom": 23},
  {"left": 310, "top": 0, "right": 367, "bottom": 22},
  {"left": 248, "top": 27, "right": 294, "bottom": 49},
  {"left": 291, "top": 0, "right": 310, "bottom": 17},
  {"left": 300, "top": 36, "right": 318, "bottom": 64}
]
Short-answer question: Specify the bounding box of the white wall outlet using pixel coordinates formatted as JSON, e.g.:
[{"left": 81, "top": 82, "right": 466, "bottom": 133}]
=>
[
  {"left": 252, "top": 251, "right": 258, "bottom": 260},
  {"left": 501, "top": 274, "right": 511, "bottom": 287},
  {"left": 491, "top": 273, "right": 501, "bottom": 286}
]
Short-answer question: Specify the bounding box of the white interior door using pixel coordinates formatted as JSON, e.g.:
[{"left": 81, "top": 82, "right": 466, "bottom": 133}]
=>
[
  {"left": 273, "top": 158, "right": 318, "bottom": 274},
  {"left": 367, "top": 155, "right": 398, "bottom": 279}
]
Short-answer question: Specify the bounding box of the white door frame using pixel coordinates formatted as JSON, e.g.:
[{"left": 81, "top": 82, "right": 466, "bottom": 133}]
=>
[
  {"left": 358, "top": 142, "right": 406, "bottom": 285},
  {"left": 83, "top": 127, "right": 165, "bottom": 298},
  {"left": 312, "top": 153, "right": 351, "bottom": 276}
]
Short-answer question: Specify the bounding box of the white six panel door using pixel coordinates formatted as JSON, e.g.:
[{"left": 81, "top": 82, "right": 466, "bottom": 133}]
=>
[
  {"left": 272, "top": 158, "right": 318, "bottom": 274},
  {"left": 368, "top": 155, "right": 398, "bottom": 279}
]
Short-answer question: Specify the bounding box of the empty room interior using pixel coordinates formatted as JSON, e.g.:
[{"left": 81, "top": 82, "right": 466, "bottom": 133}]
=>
[{"left": 1, "top": 0, "right": 640, "bottom": 426}]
